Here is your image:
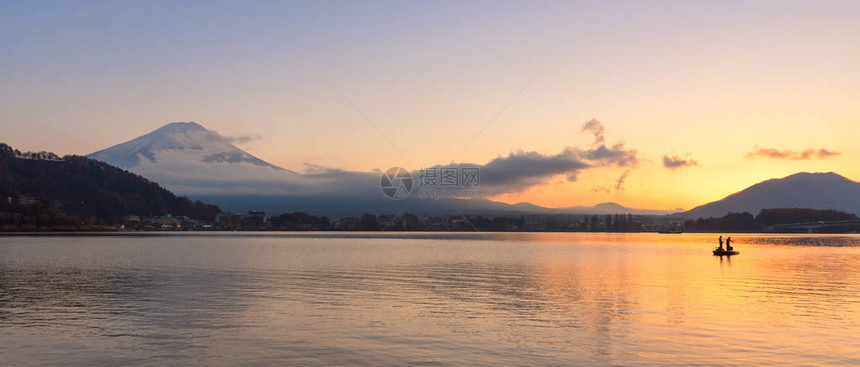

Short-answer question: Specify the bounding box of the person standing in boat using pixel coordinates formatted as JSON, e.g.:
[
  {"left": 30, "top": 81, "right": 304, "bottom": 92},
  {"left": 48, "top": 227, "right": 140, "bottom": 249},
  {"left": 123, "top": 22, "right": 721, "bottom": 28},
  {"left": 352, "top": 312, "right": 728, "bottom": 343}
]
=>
[
  {"left": 726, "top": 237, "right": 733, "bottom": 251},
  {"left": 718, "top": 236, "right": 724, "bottom": 250}
]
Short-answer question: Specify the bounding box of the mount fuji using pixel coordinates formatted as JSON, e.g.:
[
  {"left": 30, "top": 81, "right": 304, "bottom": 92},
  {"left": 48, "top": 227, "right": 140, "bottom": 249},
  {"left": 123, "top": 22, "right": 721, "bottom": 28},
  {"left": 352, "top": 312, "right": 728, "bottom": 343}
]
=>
[
  {"left": 89, "top": 122, "right": 290, "bottom": 172},
  {"left": 88, "top": 122, "right": 301, "bottom": 196}
]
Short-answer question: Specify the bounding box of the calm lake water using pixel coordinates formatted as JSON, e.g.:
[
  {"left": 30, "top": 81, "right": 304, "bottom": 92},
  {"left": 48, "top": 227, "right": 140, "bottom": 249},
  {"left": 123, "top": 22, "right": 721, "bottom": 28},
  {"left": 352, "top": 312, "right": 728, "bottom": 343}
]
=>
[{"left": 1, "top": 232, "right": 858, "bottom": 366}]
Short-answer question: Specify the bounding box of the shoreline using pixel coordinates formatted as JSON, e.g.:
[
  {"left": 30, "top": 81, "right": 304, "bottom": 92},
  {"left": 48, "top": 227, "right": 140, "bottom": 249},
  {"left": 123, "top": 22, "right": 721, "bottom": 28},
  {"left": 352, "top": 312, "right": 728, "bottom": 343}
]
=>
[{"left": 2, "top": 230, "right": 858, "bottom": 237}]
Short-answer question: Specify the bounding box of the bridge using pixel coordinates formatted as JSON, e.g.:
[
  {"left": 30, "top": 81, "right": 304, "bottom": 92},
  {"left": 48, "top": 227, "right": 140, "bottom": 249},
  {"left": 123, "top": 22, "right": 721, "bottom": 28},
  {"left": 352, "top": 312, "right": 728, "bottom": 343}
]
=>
[{"left": 774, "top": 220, "right": 860, "bottom": 233}]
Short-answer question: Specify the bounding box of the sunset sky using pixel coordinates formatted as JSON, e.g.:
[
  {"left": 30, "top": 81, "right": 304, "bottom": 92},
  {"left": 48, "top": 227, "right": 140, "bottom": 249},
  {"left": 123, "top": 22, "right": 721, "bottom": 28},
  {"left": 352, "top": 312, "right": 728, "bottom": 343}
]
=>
[{"left": 2, "top": 0, "right": 858, "bottom": 211}]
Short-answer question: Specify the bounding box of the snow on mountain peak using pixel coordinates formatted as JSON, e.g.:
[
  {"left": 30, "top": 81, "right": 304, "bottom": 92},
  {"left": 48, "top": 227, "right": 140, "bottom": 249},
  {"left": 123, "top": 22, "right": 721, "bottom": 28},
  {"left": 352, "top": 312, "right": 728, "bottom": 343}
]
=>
[{"left": 88, "top": 122, "right": 290, "bottom": 172}]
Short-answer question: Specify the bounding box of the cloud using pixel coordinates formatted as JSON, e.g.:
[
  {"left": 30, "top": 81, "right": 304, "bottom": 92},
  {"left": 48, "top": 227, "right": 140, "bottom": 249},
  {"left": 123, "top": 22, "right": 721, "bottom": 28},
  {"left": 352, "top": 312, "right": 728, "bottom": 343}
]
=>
[
  {"left": 434, "top": 120, "right": 637, "bottom": 195},
  {"left": 615, "top": 170, "right": 630, "bottom": 191},
  {"left": 576, "top": 119, "right": 638, "bottom": 167},
  {"left": 134, "top": 147, "right": 595, "bottom": 198},
  {"left": 434, "top": 149, "right": 591, "bottom": 196},
  {"left": 578, "top": 143, "right": 638, "bottom": 167},
  {"left": 590, "top": 169, "right": 631, "bottom": 194},
  {"left": 226, "top": 134, "right": 261, "bottom": 144},
  {"left": 431, "top": 149, "right": 592, "bottom": 196},
  {"left": 815, "top": 149, "right": 841, "bottom": 158},
  {"left": 203, "top": 128, "right": 261, "bottom": 145},
  {"left": 663, "top": 154, "right": 698, "bottom": 170},
  {"left": 581, "top": 118, "right": 605, "bottom": 145},
  {"left": 128, "top": 119, "right": 641, "bottom": 200},
  {"left": 592, "top": 186, "right": 611, "bottom": 194},
  {"left": 745, "top": 147, "right": 842, "bottom": 160}
]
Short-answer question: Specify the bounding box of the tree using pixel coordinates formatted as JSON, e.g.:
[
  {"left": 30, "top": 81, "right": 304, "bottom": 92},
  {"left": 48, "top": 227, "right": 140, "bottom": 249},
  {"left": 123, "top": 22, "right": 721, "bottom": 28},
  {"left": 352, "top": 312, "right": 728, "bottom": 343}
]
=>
[{"left": 359, "top": 213, "right": 378, "bottom": 230}]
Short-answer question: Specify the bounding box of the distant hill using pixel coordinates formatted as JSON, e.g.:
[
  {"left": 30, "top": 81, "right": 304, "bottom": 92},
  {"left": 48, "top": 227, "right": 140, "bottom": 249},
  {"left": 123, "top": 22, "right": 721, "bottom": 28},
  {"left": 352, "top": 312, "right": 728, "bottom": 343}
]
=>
[
  {"left": 555, "top": 202, "right": 675, "bottom": 216},
  {"left": 678, "top": 172, "right": 860, "bottom": 219},
  {"left": 191, "top": 194, "right": 676, "bottom": 217},
  {"left": 0, "top": 143, "right": 221, "bottom": 222}
]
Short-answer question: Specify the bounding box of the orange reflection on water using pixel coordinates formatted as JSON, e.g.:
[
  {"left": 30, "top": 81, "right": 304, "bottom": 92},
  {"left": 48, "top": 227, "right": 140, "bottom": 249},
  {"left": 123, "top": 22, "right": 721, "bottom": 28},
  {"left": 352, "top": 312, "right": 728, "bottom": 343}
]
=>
[
  {"left": 523, "top": 233, "right": 860, "bottom": 364},
  {"left": 1, "top": 233, "right": 858, "bottom": 365}
]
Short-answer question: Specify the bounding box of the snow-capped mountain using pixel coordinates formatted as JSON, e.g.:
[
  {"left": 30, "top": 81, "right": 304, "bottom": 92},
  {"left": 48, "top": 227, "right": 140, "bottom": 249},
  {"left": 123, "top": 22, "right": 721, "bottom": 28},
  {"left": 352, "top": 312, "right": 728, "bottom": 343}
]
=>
[
  {"left": 89, "top": 122, "right": 289, "bottom": 171},
  {"left": 88, "top": 122, "right": 299, "bottom": 195}
]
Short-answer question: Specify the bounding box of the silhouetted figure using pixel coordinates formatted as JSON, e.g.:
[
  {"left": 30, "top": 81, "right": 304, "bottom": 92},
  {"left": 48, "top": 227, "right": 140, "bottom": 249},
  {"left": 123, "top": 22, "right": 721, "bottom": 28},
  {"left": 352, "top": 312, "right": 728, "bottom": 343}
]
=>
[
  {"left": 726, "top": 237, "right": 733, "bottom": 251},
  {"left": 718, "top": 236, "right": 724, "bottom": 250}
]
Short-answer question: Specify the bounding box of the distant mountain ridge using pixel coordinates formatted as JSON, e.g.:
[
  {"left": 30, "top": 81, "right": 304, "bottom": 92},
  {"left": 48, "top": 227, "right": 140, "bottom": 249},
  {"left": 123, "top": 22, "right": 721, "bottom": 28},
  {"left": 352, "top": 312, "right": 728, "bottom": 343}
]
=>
[
  {"left": 191, "top": 195, "right": 677, "bottom": 217},
  {"left": 678, "top": 172, "right": 860, "bottom": 218},
  {"left": 88, "top": 122, "right": 679, "bottom": 216}
]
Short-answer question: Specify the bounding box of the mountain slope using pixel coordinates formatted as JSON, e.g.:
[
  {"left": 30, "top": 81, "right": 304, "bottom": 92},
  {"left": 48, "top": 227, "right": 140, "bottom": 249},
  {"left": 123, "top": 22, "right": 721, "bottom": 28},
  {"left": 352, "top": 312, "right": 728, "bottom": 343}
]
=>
[
  {"left": 679, "top": 172, "right": 860, "bottom": 218},
  {"left": 88, "top": 122, "right": 301, "bottom": 195},
  {"left": 1, "top": 143, "right": 221, "bottom": 221},
  {"left": 89, "top": 122, "right": 289, "bottom": 171}
]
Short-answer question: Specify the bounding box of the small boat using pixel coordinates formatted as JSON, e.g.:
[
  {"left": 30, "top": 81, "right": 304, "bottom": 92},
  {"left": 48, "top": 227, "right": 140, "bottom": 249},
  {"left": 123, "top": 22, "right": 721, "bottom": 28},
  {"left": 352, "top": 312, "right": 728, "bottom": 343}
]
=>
[{"left": 713, "top": 249, "right": 739, "bottom": 256}]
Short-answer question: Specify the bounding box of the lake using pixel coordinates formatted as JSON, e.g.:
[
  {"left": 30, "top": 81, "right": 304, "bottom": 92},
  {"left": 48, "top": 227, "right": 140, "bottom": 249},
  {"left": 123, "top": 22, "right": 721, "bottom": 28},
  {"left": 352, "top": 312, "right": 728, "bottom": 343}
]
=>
[{"left": 1, "top": 232, "right": 858, "bottom": 365}]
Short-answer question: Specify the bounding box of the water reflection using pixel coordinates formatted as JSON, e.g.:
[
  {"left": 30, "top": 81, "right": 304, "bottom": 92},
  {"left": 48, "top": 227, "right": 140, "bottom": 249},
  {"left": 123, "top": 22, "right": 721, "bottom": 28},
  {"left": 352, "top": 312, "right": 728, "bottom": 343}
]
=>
[
  {"left": 0, "top": 265, "right": 271, "bottom": 360},
  {"left": 1, "top": 233, "right": 859, "bottom": 365}
]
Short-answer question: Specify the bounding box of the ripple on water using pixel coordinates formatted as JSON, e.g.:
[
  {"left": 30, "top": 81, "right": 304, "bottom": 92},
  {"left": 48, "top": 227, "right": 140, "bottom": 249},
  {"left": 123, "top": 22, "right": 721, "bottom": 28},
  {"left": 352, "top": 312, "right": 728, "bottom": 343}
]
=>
[{"left": 1, "top": 233, "right": 859, "bottom": 365}]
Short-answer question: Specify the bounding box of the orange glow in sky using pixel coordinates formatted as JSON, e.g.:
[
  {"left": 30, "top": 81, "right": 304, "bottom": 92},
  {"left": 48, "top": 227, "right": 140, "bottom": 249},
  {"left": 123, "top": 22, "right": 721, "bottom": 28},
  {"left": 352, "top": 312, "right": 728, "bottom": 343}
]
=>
[{"left": 2, "top": 1, "right": 858, "bottom": 211}]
